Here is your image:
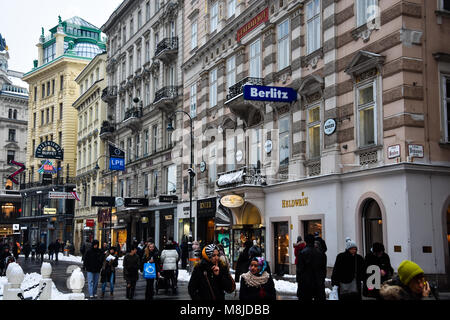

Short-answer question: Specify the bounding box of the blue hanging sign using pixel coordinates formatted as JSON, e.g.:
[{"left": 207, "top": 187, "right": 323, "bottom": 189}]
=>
[
  {"left": 109, "top": 157, "right": 125, "bottom": 171},
  {"left": 243, "top": 85, "right": 298, "bottom": 102}
]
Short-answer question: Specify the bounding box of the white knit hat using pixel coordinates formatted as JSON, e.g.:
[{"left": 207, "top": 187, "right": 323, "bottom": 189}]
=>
[{"left": 345, "top": 238, "right": 357, "bottom": 250}]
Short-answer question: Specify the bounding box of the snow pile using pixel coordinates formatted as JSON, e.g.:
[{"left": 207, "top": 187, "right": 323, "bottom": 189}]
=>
[{"left": 273, "top": 279, "right": 297, "bottom": 295}]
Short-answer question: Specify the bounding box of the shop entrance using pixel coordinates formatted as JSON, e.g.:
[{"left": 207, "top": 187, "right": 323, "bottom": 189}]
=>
[
  {"left": 362, "top": 198, "right": 383, "bottom": 255},
  {"left": 273, "top": 221, "right": 289, "bottom": 276},
  {"left": 232, "top": 226, "right": 265, "bottom": 268},
  {"left": 159, "top": 210, "right": 174, "bottom": 247}
]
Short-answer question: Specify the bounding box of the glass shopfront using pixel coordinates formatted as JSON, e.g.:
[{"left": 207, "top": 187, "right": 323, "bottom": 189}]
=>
[
  {"left": 232, "top": 225, "right": 265, "bottom": 268},
  {"left": 273, "top": 221, "right": 289, "bottom": 276},
  {"left": 197, "top": 198, "right": 217, "bottom": 246},
  {"left": 159, "top": 209, "right": 175, "bottom": 246}
]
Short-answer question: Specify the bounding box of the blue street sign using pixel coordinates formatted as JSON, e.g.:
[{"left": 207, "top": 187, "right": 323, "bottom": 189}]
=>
[
  {"left": 243, "top": 85, "right": 298, "bottom": 102},
  {"left": 109, "top": 157, "right": 125, "bottom": 171}
]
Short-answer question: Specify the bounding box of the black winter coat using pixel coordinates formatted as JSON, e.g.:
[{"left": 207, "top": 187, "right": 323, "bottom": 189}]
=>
[
  {"left": 297, "top": 245, "right": 327, "bottom": 300},
  {"left": 83, "top": 247, "right": 104, "bottom": 273},
  {"left": 188, "top": 259, "right": 234, "bottom": 301},
  {"left": 234, "top": 249, "right": 251, "bottom": 283},
  {"left": 141, "top": 249, "right": 161, "bottom": 274},
  {"left": 239, "top": 273, "right": 276, "bottom": 301},
  {"left": 363, "top": 251, "right": 394, "bottom": 297},
  {"left": 331, "top": 250, "right": 365, "bottom": 297},
  {"left": 123, "top": 253, "right": 140, "bottom": 282},
  {"left": 101, "top": 253, "right": 118, "bottom": 283}
]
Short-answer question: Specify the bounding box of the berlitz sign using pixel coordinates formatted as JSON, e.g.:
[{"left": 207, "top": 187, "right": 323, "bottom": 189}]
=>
[
  {"left": 243, "top": 85, "right": 297, "bottom": 103},
  {"left": 35, "top": 141, "right": 64, "bottom": 160}
]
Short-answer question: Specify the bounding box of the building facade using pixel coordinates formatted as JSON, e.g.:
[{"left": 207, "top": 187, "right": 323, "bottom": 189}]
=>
[
  {"left": 73, "top": 52, "right": 108, "bottom": 253},
  {"left": 182, "top": 0, "right": 450, "bottom": 287},
  {"left": 102, "top": 0, "right": 185, "bottom": 250},
  {"left": 21, "top": 16, "right": 106, "bottom": 247}
]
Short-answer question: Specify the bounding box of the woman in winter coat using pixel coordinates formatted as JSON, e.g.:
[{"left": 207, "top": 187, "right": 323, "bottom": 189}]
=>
[
  {"left": 142, "top": 242, "right": 161, "bottom": 300},
  {"left": 331, "top": 238, "right": 365, "bottom": 300},
  {"left": 100, "top": 248, "right": 118, "bottom": 298},
  {"left": 188, "top": 244, "right": 235, "bottom": 301},
  {"left": 239, "top": 256, "right": 276, "bottom": 301},
  {"left": 363, "top": 242, "right": 394, "bottom": 299},
  {"left": 123, "top": 246, "right": 141, "bottom": 300},
  {"left": 160, "top": 242, "right": 179, "bottom": 293},
  {"left": 234, "top": 240, "right": 252, "bottom": 283}
]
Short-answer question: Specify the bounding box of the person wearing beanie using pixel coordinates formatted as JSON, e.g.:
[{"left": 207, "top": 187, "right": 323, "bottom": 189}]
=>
[
  {"left": 331, "top": 238, "right": 365, "bottom": 300},
  {"left": 380, "top": 260, "right": 432, "bottom": 300},
  {"left": 239, "top": 256, "right": 276, "bottom": 301},
  {"left": 363, "top": 242, "right": 394, "bottom": 299},
  {"left": 123, "top": 245, "right": 140, "bottom": 299},
  {"left": 296, "top": 234, "right": 327, "bottom": 301},
  {"left": 188, "top": 243, "right": 235, "bottom": 300},
  {"left": 83, "top": 239, "right": 104, "bottom": 299}
]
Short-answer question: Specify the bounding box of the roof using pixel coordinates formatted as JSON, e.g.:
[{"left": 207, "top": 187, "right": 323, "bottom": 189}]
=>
[{"left": 64, "top": 16, "right": 99, "bottom": 30}]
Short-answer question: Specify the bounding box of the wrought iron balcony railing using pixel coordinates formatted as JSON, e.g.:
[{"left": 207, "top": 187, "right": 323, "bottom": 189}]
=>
[
  {"left": 123, "top": 107, "right": 143, "bottom": 121},
  {"left": 226, "top": 77, "right": 264, "bottom": 101},
  {"left": 101, "top": 86, "right": 117, "bottom": 102},
  {"left": 154, "top": 86, "right": 178, "bottom": 104},
  {"left": 216, "top": 166, "right": 267, "bottom": 188},
  {"left": 155, "top": 37, "right": 179, "bottom": 58},
  {"left": 99, "top": 121, "right": 115, "bottom": 136}
]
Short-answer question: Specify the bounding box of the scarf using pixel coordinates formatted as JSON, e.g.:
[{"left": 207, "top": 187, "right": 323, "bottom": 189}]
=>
[{"left": 241, "top": 271, "right": 270, "bottom": 287}]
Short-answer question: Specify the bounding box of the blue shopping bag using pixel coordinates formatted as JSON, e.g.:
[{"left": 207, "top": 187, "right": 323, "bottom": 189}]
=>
[{"left": 143, "top": 262, "right": 156, "bottom": 279}]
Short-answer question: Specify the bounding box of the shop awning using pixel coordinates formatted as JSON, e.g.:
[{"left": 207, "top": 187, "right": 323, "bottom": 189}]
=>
[
  {"left": 217, "top": 170, "right": 244, "bottom": 187},
  {"left": 215, "top": 204, "right": 233, "bottom": 226}
]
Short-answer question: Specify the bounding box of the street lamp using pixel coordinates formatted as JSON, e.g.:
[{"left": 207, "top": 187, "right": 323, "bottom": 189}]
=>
[
  {"left": 167, "top": 110, "right": 195, "bottom": 243},
  {"left": 94, "top": 154, "right": 113, "bottom": 247}
]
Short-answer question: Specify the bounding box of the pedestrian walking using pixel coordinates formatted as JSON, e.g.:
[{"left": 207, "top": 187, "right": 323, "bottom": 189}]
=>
[
  {"left": 123, "top": 245, "right": 140, "bottom": 300},
  {"left": 314, "top": 232, "right": 327, "bottom": 253},
  {"left": 83, "top": 240, "right": 104, "bottom": 299},
  {"left": 293, "top": 236, "right": 306, "bottom": 265},
  {"left": 180, "top": 236, "right": 189, "bottom": 270},
  {"left": 331, "top": 238, "right": 365, "bottom": 300},
  {"left": 38, "top": 241, "right": 46, "bottom": 262},
  {"left": 80, "top": 239, "right": 91, "bottom": 262},
  {"left": 234, "top": 240, "right": 252, "bottom": 283},
  {"left": 12, "top": 241, "right": 20, "bottom": 260},
  {"left": 0, "top": 246, "right": 12, "bottom": 276},
  {"left": 100, "top": 248, "right": 118, "bottom": 298},
  {"left": 31, "top": 242, "right": 36, "bottom": 260},
  {"left": 48, "top": 241, "right": 55, "bottom": 261},
  {"left": 54, "top": 239, "right": 61, "bottom": 261},
  {"left": 296, "top": 234, "right": 327, "bottom": 301},
  {"left": 363, "top": 242, "right": 394, "bottom": 299},
  {"left": 142, "top": 242, "right": 161, "bottom": 300},
  {"left": 380, "top": 260, "right": 433, "bottom": 300},
  {"left": 239, "top": 256, "right": 276, "bottom": 301},
  {"left": 188, "top": 244, "right": 235, "bottom": 301},
  {"left": 160, "top": 241, "right": 179, "bottom": 294},
  {"left": 23, "top": 242, "right": 31, "bottom": 260},
  {"left": 249, "top": 240, "right": 262, "bottom": 259}
]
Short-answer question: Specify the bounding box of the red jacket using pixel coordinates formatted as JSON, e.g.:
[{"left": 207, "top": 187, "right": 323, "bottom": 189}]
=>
[{"left": 294, "top": 242, "right": 306, "bottom": 265}]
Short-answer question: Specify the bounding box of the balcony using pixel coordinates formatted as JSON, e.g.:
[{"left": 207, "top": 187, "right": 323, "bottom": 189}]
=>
[
  {"left": 122, "top": 107, "right": 143, "bottom": 131},
  {"left": 20, "top": 176, "right": 76, "bottom": 190},
  {"left": 225, "top": 77, "right": 265, "bottom": 127},
  {"left": 153, "top": 86, "right": 179, "bottom": 112},
  {"left": 216, "top": 166, "right": 267, "bottom": 189},
  {"left": 101, "top": 86, "right": 117, "bottom": 103},
  {"left": 99, "top": 121, "right": 115, "bottom": 140},
  {"left": 154, "top": 37, "right": 178, "bottom": 63}
]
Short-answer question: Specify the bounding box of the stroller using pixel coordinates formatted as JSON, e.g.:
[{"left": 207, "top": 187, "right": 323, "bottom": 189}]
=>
[{"left": 155, "top": 268, "right": 176, "bottom": 295}]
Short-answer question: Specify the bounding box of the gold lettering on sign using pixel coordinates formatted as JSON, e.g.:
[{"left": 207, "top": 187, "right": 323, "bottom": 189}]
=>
[{"left": 282, "top": 196, "right": 309, "bottom": 208}]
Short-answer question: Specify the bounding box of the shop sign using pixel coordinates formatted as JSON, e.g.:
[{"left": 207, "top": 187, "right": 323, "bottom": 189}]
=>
[
  {"left": 48, "top": 192, "right": 77, "bottom": 200},
  {"left": 220, "top": 195, "right": 244, "bottom": 208},
  {"left": 387, "top": 145, "right": 401, "bottom": 159},
  {"left": 408, "top": 144, "right": 424, "bottom": 158},
  {"left": 85, "top": 219, "right": 95, "bottom": 227},
  {"left": 324, "top": 118, "right": 337, "bottom": 135},
  {"left": 91, "top": 196, "right": 115, "bottom": 207},
  {"left": 159, "top": 195, "right": 178, "bottom": 203},
  {"left": 35, "top": 141, "right": 64, "bottom": 160},
  {"left": 282, "top": 192, "right": 309, "bottom": 208},
  {"left": 237, "top": 7, "right": 269, "bottom": 42},
  {"left": 124, "top": 198, "right": 149, "bottom": 207},
  {"left": 141, "top": 217, "right": 149, "bottom": 223},
  {"left": 43, "top": 208, "right": 57, "bottom": 215},
  {"left": 13, "top": 224, "right": 20, "bottom": 231},
  {"left": 243, "top": 85, "right": 297, "bottom": 103},
  {"left": 42, "top": 173, "right": 53, "bottom": 185},
  {"left": 197, "top": 197, "right": 216, "bottom": 218},
  {"left": 109, "top": 143, "right": 125, "bottom": 171}
]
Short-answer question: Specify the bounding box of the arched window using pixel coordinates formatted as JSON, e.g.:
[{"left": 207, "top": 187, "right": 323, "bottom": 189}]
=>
[
  {"left": 362, "top": 198, "right": 383, "bottom": 255},
  {"left": 13, "top": 110, "right": 17, "bottom": 119},
  {"left": 8, "top": 109, "right": 12, "bottom": 119}
]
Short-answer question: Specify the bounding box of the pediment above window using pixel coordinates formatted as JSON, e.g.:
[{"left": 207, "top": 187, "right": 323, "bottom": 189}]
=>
[
  {"left": 298, "top": 74, "right": 324, "bottom": 103},
  {"left": 345, "top": 51, "right": 385, "bottom": 79}
]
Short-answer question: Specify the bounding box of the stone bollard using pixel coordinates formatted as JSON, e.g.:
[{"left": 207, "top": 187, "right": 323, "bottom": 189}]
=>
[
  {"left": 38, "top": 262, "right": 53, "bottom": 300},
  {"left": 3, "top": 263, "right": 24, "bottom": 300},
  {"left": 68, "top": 267, "right": 85, "bottom": 300}
]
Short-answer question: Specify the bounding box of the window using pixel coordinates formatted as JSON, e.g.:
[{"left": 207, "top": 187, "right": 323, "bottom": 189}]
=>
[
  {"left": 33, "top": 113, "right": 36, "bottom": 128},
  {"left": 46, "top": 108, "right": 49, "bottom": 123},
  {"left": 119, "top": 180, "right": 124, "bottom": 198},
  {"left": 41, "top": 84, "right": 45, "bottom": 98},
  {"left": 137, "top": 47, "right": 141, "bottom": 69},
  {"left": 52, "top": 79, "right": 55, "bottom": 94},
  {"left": 8, "top": 129, "right": 16, "bottom": 141},
  {"left": 152, "top": 170, "right": 158, "bottom": 197},
  {"left": 228, "top": 0, "right": 236, "bottom": 18},
  {"left": 357, "top": 81, "right": 377, "bottom": 147},
  {"left": 41, "top": 110, "right": 44, "bottom": 125},
  {"left": 155, "top": 32, "right": 159, "bottom": 48},
  {"left": 34, "top": 87, "right": 37, "bottom": 101},
  {"left": 250, "top": 129, "right": 262, "bottom": 168},
  {"left": 138, "top": 10, "right": 142, "bottom": 29},
  {"left": 357, "top": 0, "right": 378, "bottom": 27},
  {"left": 226, "top": 136, "right": 236, "bottom": 171},
  {"left": 210, "top": 68, "right": 217, "bottom": 108},
  {"left": 122, "top": 61, "right": 126, "bottom": 82},
  {"left": 123, "top": 26, "right": 127, "bottom": 45},
  {"left": 51, "top": 106, "right": 54, "bottom": 122},
  {"left": 80, "top": 84, "right": 84, "bottom": 95},
  {"left": 135, "top": 134, "right": 140, "bottom": 160},
  {"left": 96, "top": 68, "right": 100, "bottom": 81},
  {"left": 250, "top": 39, "right": 261, "bottom": 78},
  {"left": 209, "top": 146, "right": 216, "bottom": 184},
  {"left": 443, "top": 0, "right": 450, "bottom": 11},
  {"left": 279, "top": 117, "right": 290, "bottom": 166},
  {"left": 155, "top": 0, "right": 160, "bottom": 12},
  {"left": 211, "top": 2, "right": 219, "bottom": 32},
  {"left": 85, "top": 79, "right": 88, "bottom": 92},
  {"left": 129, "top": 53, "right": 134, "bottom": 75},
  {"left": 145, "top": 82, "right": 150, "bottom": 106},
  {"left": 130, "top": 18, "right": 134, "bottom": 37},
  {"left": 60, "top": 75, "right": 64, "bottom": 91},
  {"left": 166, "top": 164, "right": 177, "bottom": 194},
  {"left": 145, "top": 40, "right": 150, "bottom": 62},
  {"left": 442, "top": 75, "right": 450, "bottom": 141},
  {"left": 191, "top": 21, "right": 198, "bottom": 50},
  {"left": 144, "top": 129, "right": 149, "bottom": 155},
  {"left": 7, "top": 150, "right": 15, "bottom": 164},
  {"left": 8, "top": 109, "right": 12, "bottom": 119},
  {"left": 278, "top": 19, "right": 290, "bottom": 70},
  {"left": 13, "top": 110, "right": 17, "bottom": 119},
  {"left": 146, "top": 2, "right": 151, "bottom": 21},
  {"left": 47, "top": 81, "right": 50, "bottom": 96},
  {"left": 227, "top": 55, "right": 236, "bottom": 88},
  {"left": 306, "top": 0, "right": 321, "bottom": 54},
  {"left": 152, "top": 125, "right": 158, "bottom": 153},
  {"left": 59, "top": 132, "right": 62, "bottom": 146},
  {"left": 308, "top": 105, "right": 321, "bottom": 158},
  {"left": 190, "top": 83, "right": 197, "bottom": 118},
  {"left": 127, "top": 137, "right": 132, "bottom": 163},
  {"left": 59, "top": 103, "right": 63, "bottom": 120},
  {"left": 170, "top": 21, "right": 176, "bottom": 38}
]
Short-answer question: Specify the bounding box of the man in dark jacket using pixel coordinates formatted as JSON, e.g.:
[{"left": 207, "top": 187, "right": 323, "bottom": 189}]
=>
[
  {"left": 234, "top": 240, "right": 252, "bottom": 283},
  {"left": 48, "top": 241, "right": 55, "bottom": 261},
  {"left": 123, "top": 245, "right": 140, "bottom": 299},
  {"left": 23, "top": 242, "right": 31, "bottom": 260},
  {"left": 38, "top": 241, "right": 46, "bottom": 262},
  {"left": 54, "top": 239, "right": 61, "bottom": 261},
  {"left": 180, "top": 237, "right": 189, "bottom": 270},
  {"left": 363, "top": 242, "right": 394, "bottom": 298},
  {"left": 83, "top": 240, "right": 104, "bottom": 299},
  {"left": 314, "top": 232, "right": 327, "bottom": 253},
  {"left": 297, "top": 234, "right": 327, "bottom": 301},
  {"left": 188, "top": 244, "right": 235, "bottom": 301}
]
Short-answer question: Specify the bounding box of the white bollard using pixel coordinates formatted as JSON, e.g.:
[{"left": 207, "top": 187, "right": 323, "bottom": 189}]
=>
[
  {"left": 68, "top": 267, "right": 85, "bottom": 300},
  {"left": 38, "top": 262, "right": 53, "bottom": 300},
  {"left": 3, "top": 263, "right": 24, "bottom": 300}
]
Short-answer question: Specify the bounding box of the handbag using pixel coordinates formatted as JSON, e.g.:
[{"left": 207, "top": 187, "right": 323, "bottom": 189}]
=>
[{"left": 143, "top": 262, "right": 156, "bottom": 279}]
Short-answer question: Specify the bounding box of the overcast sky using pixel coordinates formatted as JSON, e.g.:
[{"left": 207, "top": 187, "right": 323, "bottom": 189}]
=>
[{"left": 1, "top": 0, "right": 124, "bottom": 73}]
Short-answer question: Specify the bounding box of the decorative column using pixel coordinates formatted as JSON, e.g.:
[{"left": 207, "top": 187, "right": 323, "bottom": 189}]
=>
[{"left": 3, "top": 263, "right": 24, "bottom": 300}]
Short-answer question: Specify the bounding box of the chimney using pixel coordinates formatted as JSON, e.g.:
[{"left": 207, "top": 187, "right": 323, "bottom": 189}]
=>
[
  {"left": 55, "top": 20, "right": 65, "bottom": 57},
  {"left": 37, "top": 29, "right": 45, "bottom": 67}
]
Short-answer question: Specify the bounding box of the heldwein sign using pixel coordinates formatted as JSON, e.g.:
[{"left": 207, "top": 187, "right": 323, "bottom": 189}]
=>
[{"left": 243, "top": 85, "right": 297, "bottom": 103}]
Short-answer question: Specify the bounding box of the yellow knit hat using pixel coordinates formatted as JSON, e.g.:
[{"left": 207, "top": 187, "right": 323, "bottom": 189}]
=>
[{"left": 398, "top": 260, "right": 424, "bottom": 285}]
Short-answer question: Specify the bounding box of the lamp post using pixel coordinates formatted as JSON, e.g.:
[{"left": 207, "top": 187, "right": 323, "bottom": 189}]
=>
[
  {"left": 94, "top": 154, "right": 113, "bottom": 247},
  {"left": 167, "top": 110, "right": 195, "bottom": 243}
]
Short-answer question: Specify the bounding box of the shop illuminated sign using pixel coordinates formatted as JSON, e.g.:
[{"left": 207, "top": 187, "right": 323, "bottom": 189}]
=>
[
  {"left": 282, "top": 192, "right": 309, "bottom": 208},
  {"left": 35, "top": 141, "right": 64, "bottom": 160},
  {"left": 220, "top": 195, "right": 244, "bottom": 208},
  {"left": 237, "top": 7, "right": 269, "bottom": 42}
]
